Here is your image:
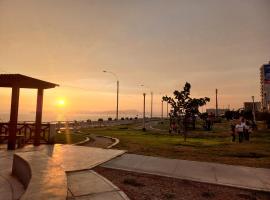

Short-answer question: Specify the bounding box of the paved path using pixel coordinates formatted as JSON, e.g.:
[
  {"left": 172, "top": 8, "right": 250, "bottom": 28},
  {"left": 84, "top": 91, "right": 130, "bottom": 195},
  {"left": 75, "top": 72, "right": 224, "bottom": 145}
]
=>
[
  {"left": 102, "top": 154, "right": 270, "bottom": 192},
  {"left": 81, "top": 135, "right": 114, "bottom": 148},
  {"left": 67, "top": 170, "right": 129, "bottom": 200},
  {"left": 0, "top": 144, "right": 127, "bottom": 200},
  {"left": 0, "top": 151, "right": 25, "bottom": 200}
]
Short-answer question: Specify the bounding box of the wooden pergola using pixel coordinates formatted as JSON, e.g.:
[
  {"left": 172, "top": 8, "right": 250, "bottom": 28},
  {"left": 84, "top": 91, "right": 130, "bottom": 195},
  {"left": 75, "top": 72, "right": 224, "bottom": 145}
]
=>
[{"left": 0, "top": 74, "right": 58, "bottom": 150}]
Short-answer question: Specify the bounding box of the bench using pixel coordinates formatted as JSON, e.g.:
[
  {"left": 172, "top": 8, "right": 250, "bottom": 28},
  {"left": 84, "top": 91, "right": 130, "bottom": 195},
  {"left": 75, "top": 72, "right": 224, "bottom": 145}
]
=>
[{"left": 12, "top": 152, "right": 67, "bottom": 200}]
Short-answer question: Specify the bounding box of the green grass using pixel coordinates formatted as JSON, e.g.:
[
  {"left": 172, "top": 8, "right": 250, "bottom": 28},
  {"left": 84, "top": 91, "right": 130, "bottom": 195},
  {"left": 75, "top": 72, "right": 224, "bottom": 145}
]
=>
[
  {"left": 54, "top": 131, "right": 86, "bottom": 144},
  {"left": 79, "top": 121, "right": 270, "bottom": 168}
]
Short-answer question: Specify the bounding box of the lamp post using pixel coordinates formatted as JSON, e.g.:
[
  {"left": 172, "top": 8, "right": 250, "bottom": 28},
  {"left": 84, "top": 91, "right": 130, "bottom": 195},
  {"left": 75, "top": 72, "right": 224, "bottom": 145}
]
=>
[
  {"left": 150, "top": 92, "right": 153, "bottom": 119},
  {"left": 103, "top": 70, "right": 119, "bottom": 120},
  {"left": 143, "top": 93, "right": 146, "bottom": 131},
  {"left": 140, "top": 84, "right": 147, "bottom": 131},
  {"left": 215, "top": 88, "right": 218, "bottom": 118}
]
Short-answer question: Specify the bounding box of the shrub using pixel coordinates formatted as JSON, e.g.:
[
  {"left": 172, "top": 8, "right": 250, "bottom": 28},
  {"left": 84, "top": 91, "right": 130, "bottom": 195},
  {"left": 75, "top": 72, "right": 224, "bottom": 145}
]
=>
[{"left": 123, "top": 178, "right": 145, "bottom": 187}]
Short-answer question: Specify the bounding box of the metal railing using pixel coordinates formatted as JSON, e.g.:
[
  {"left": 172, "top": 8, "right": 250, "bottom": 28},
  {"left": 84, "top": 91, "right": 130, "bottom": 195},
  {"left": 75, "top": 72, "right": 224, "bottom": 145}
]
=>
[{"left": 0, "top": 122, "right": 51, "bottom": 144}]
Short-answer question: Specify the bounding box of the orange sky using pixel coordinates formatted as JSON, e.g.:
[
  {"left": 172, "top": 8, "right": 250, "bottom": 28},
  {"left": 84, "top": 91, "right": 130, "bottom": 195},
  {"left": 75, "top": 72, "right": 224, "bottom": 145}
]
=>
[{"left": 0, "top": 0, "right": 270, "bottom": 121}]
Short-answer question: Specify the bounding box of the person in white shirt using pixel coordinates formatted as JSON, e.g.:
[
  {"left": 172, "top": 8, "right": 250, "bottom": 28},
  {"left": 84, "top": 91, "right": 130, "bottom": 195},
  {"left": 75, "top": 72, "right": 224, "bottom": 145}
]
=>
[{"left": 235, "top": 117, "right": 245, "bottom": 143}]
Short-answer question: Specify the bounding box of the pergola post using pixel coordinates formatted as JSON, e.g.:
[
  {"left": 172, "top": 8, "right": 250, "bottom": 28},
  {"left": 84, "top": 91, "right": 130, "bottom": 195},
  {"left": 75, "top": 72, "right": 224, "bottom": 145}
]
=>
[
  {"left": 34, "top": 88, "right": 44, "bottom": 146},
  {"left": 8, "top": 87, "right": 20, "bottom": 150}
]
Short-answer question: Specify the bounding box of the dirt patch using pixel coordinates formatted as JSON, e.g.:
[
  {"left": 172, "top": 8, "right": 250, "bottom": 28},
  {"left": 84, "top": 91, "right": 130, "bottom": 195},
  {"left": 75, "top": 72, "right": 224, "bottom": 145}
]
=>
[
  {"left": 94, "top": 167, "right": 270, "bottom": 200},
  {"left": 225, "top": 152, "right": 268, "bottom": 158}
]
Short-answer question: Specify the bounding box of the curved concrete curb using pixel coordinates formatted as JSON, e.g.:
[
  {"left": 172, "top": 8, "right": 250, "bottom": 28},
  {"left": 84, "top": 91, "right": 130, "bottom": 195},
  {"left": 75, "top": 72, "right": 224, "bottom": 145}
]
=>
[
  {"left": 74, "top": 130, "right": 120, "bottom": 149},
  {"left": 12, "top": 152, "right": 67, "bottom": 200},
  {"left": 72, "top": 136, "right": 90, "bottom": 146},
  {"left": 96, "top": 135, "right": 120, "bottom": 149}
]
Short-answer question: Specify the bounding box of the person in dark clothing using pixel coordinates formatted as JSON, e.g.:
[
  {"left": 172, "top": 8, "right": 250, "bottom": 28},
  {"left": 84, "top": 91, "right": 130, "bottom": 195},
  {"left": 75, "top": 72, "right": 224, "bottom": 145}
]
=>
[
  {"left": 244, "top": 120, "right": 251, "bottom": 141},
  {"left": 231, "top": 124, "right": 236, "bottom": 142}
]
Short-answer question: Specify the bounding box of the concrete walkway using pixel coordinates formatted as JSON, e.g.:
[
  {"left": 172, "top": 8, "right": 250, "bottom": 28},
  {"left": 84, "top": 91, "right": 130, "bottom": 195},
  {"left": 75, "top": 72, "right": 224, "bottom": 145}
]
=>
[
  {"left": 67, "top": 170, "right": 129, "bottom": 200},
  {"left": 0, "top": 152, "right": 26, "bottom": 200},
  {"left": 102, "top": 154, "right": 270, "bottom": 192},
  {"left": 0, "top": 144, "right": 127, "bottom": 200}
]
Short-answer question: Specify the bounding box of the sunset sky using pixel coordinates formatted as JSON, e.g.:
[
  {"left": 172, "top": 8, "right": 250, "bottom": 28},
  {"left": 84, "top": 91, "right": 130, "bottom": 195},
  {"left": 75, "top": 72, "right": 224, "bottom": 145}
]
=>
[{"left": 0, "top": 0, "right": 270, "bottom": 121}]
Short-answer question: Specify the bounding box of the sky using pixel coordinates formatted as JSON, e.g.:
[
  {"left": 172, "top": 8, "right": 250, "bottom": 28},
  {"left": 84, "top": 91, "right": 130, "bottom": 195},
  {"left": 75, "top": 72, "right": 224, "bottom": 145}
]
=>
[{"left": 0, "top": 0, "right": 270, "bottom": 121}]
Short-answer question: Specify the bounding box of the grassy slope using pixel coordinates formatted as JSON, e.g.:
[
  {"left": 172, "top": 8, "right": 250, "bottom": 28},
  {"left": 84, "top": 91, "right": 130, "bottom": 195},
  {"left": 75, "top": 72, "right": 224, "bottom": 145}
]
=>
[{"left": 81, "top": 121, "right": 270, "bottom": 168}]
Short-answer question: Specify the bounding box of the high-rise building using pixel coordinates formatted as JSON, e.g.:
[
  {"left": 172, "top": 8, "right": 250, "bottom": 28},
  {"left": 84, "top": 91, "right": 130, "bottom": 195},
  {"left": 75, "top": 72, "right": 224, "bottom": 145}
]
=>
[{"left": 260, "top": 61, "right": 270, "bottom": 111}]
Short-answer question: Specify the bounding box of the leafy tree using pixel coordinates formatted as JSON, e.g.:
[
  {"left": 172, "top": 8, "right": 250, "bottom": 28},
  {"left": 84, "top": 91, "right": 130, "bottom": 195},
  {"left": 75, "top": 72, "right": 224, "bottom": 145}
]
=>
[
  {"left": 163, "top": 82, "right": 210, "bottom": 141},
  {"left": 225, "top": 111, "right": 232, "bottom": 120}
]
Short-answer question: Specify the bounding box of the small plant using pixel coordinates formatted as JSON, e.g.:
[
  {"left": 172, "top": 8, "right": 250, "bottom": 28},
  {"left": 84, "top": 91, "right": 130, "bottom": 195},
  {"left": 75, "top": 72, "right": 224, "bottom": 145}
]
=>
[
  {"left": 123, "top": 178, "right": 145, "bottom": 187},
  {"left": 163, "top": 193, "right": 175, "bottom": 199}
]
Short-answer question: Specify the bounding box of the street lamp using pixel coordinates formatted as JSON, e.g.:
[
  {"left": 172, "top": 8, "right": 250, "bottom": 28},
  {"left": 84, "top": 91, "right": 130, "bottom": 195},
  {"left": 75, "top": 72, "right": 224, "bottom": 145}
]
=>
[
  {"left": 143, "top": 93, "right": 146, "bottom": 131},
  {"left": 140, "top": 85, "right": 153, "bottom": 120},
  {"left": 150, "top": 91, "right": 153, "bottom": 119},
  {"left": 140, "top": 84, "right": 147, "bottom": 131},
  {"left": 103, "top": 70, "right": 119, "bottom": 120}
]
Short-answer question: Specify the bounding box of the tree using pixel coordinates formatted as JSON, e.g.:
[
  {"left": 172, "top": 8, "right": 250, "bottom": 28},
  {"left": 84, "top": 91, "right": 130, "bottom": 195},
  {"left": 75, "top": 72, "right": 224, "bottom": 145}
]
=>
[{"left": 163, "top": 82, "right": 210, "bottom": 141}]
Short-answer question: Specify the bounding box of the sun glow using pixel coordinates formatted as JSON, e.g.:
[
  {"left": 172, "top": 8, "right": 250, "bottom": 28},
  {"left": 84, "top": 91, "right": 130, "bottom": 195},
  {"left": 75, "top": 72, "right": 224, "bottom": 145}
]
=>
[{"left": 57, "top": 99, "right": 65, "bottom": 107}]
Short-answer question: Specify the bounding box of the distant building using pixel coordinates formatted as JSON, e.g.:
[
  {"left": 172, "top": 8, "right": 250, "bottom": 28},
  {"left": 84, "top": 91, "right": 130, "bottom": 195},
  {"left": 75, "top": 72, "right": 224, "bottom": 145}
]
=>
[
  {"left": 260, "top": 61, "right": 270, "bottom": 111},
  {"left": 243, "top": 102, "right": 261, "bottom": 112},
  {"left": 206, "top": 108, "right": 229, "bottom": 116}
]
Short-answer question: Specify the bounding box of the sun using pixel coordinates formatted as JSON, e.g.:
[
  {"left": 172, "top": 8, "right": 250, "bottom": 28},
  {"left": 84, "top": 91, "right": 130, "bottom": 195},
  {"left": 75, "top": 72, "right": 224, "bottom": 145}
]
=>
[{"left": 57, "top": 99, "right": 65, "bottom": 107}]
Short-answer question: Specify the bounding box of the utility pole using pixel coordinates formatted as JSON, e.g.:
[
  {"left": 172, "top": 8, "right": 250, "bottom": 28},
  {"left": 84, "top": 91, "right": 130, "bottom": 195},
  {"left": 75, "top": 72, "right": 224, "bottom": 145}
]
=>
[
  {"left": 103, "top": 70, "right": 119, "bottom": 120},
  {"left": 252, "top": 96, "right": 256, "bottom": 122},
  {"left": 116, "top": 80, "right": 119, "bottom": 120},
  {"left": 150, "top": 92, "right": 153, "bottom": 119},
  {"left": 166, "top": 101, "right": 169, "bottom": 118},
  {"left": 215, "top": 89, "right": 218, "bottom": 117},
  {"left": 143, "top": 93, "right": 146, "bottom": 131},
  {"left": 161, "top": 100, "right": 164, "bottom": 119}
]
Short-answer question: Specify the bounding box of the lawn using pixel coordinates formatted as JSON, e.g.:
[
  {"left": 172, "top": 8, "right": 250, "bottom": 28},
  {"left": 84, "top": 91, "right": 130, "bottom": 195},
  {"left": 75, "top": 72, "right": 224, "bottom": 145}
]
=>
[
  {"left": 54, "top": 130, "right": 86, "bottom": 144},
  {"left": 80, "top": 120, "right": 270, "bottom": 168}
]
